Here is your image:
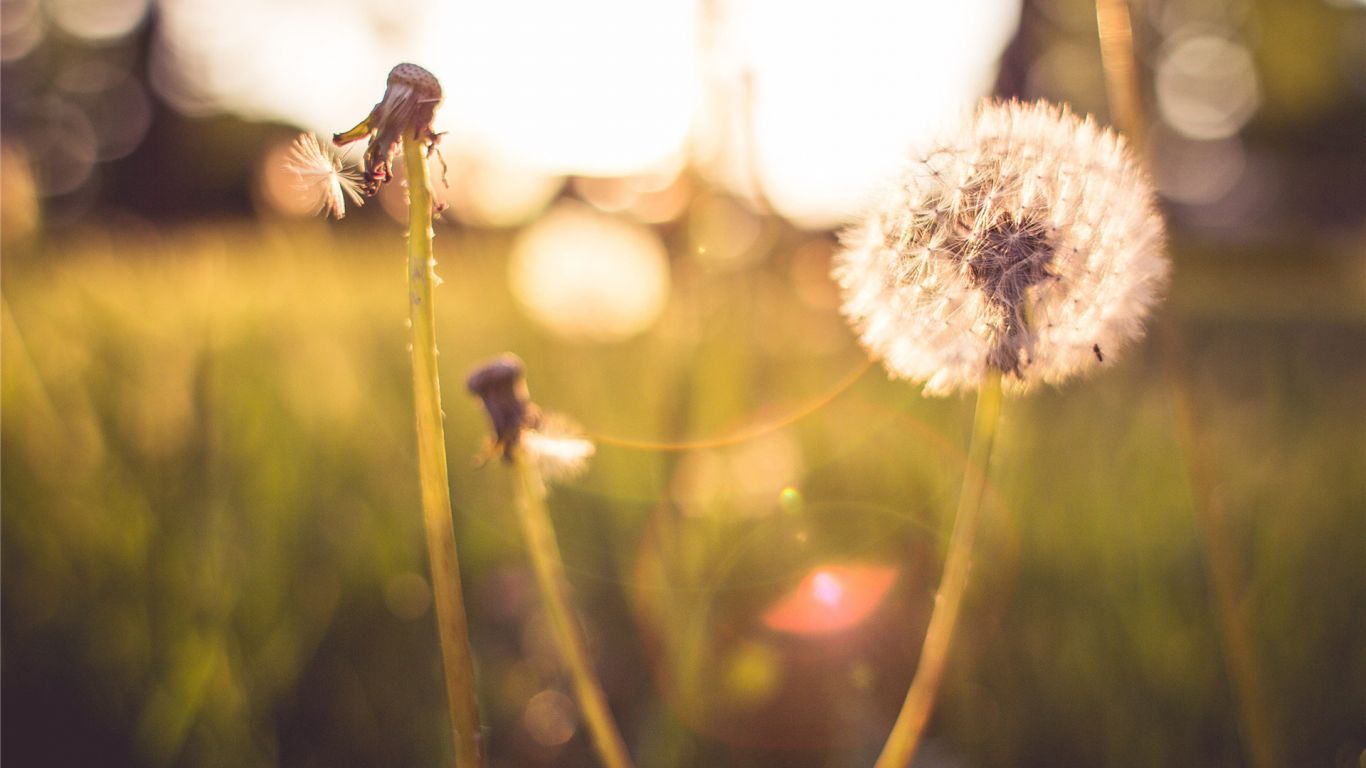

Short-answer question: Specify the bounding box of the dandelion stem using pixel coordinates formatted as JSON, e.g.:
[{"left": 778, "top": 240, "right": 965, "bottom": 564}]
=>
[
  {"left": 511, "top": 451, "right": 634, "bottom": 768},
  {"left": 875, "top": 371, "right": 1003, "bottom": 768},
  {"left": 403, "top": 133, "right": 485, "bottom": 768}
]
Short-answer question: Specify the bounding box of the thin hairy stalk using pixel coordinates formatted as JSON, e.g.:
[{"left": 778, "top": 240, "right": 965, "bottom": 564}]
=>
[
  {"left": 512, "top": 452, "right": 634, "bottom": 768},
  {"left": 874, "top": 371, "right": 1003, "bottom": 768},
  {"left": 1092, "top": 7, "right": 1280, "bottom": 763},
  {"left": 403, "top": 133, "right": 485, "bottom": 768},
  {"left": 591, "top": 359, "right": 873, "bottom": 452}
]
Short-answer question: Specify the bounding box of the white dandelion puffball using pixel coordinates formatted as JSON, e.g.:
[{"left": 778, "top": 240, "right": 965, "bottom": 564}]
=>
[{"left": 833, "top": 100, "right": 1168, "bottom": 395}]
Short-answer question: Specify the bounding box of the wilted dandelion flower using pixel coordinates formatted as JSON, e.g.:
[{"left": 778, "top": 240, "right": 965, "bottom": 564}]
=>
[
  {"left": 468, "top": 353, "right": 537, "bottom": 460},
  {"left": 333, "top": 62, "right": 443, "bottom": 195},
  {"left": 834, "top": 99, "right": 1168, "bottom": 394},
  {"left": 467, "top": 354, "right": 595, "bottom": 481},
  {"left": 285, "top": 133, "right": 364, "bottom": 219}
]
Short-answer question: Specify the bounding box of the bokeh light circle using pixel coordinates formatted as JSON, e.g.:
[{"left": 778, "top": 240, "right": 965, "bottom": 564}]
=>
[
  {"left": 47, "top": 0, "right": 150, "bottom": 42},
  {"left": 509, "top": 201, "right": 671, "bottom": 342},
  {"left": 1156, "top": 34, "right": 1261, "bottom": 140},
  {"left": 522, "top": 689, "right": 577, "bottom": 746}
]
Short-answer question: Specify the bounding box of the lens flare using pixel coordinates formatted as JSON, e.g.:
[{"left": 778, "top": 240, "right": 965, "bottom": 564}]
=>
[{"left": 763, "top": 564, "right": 898, "bottom": 635}]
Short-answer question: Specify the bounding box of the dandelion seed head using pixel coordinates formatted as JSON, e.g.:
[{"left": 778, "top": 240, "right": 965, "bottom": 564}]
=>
[
  {"left": 833, "top": 99, "right": 1168, "bottom": 395},
  {"left": 284, "top": 133, "right": 363, "bottom": 219}
]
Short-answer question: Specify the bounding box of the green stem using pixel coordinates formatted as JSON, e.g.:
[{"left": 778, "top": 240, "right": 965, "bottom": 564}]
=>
[
  {"left": 512, "top": 452, "right": 634, "bottom": 768},
  {"left": 403, "top": 134, "right": 484, "bottom": 768},
  {"left": 875, "top": 371, "right": 1004, "bottom": 768}
]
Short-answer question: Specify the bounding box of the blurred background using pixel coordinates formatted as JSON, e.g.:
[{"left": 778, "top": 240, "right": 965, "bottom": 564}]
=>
[{"left": 2, "top": 0, "right": 1364, "bottom": 765}]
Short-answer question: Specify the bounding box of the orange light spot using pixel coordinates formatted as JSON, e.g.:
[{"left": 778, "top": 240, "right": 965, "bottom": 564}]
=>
[{"left": 762, "top": 564, "right": 897, "bottom": 635}]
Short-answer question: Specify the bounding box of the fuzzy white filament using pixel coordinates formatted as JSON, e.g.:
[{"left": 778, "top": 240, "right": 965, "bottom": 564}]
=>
[
  {"left": 522, "top": 415, "right": 596, "bottom": 484},
  {"left": 284, "top": 133, "right": 364, "bottom": 219},
  {"left": 834, "top": 100, "right": 1168, "bottom": 395}
]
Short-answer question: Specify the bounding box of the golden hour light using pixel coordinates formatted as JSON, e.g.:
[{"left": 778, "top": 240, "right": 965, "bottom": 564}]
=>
[
  {"left": 706, "top": 0, "right": 1021, "bottom": 226},
  {"left": 363, "top": 148, "right": 564, "bottom": 228},
  {"left": 150, "top": 0, "right": 1020, "bottom": 224},
  {"left": 434, "top": 149, "right": 564, "bottom": 228},
  {"left": 508, "top": 201, "right": 671, "bottom": 341},
  {"left": 5, "top": 0, "right": 1363, "bottom": 765}
]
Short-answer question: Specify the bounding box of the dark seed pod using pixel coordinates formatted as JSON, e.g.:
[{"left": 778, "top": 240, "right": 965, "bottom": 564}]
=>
[{"left": 467, "top": 353, "right": 540, "bottom": 461}]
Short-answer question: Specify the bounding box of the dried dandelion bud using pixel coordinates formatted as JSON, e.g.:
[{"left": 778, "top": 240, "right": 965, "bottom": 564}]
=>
[
  {"left": 466, "top": 355, "right": 596, "bottom": 480},
  {"left": 284, "top": 133, "right": 364, "bottom": 219},
  {"left": 833, "top": 99, "right": 1168, "bottom": 395},
  {"left": 333, "top": 62, "right": 443, "bottom": 195},
  {"left": 467, "top": 354, "right": 539, "bottom": 461}
]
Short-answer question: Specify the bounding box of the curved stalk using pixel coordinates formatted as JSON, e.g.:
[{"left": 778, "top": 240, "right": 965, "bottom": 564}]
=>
[
  {"left": 512, "top": 452, "right": 634, "bottom": 768},
  {"left": 1092, "top": 4, "right": 1280, "bottom": 762},
  {"left": 403, "top": 133, "right": 485, "bottom": 768},
  {"left": 875, "top": 371, "right": 1004, "bottom": 768}
]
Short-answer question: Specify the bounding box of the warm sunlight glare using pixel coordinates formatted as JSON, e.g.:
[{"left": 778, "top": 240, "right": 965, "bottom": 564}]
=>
[
  {"left": 508, "top": 201, "right": 671, "bottom": 341},
  {"left": 155, "top": 0, "right": 1020, "bottom": 226},
  {"left": 431, "top": 0, "right": 699, "bottom": 175},
  {"left": 434, "top": 150, "right": 564, "bottom": 228},
  {"left": 711, "top": 0, "right": 1021, "bottom": 226}
]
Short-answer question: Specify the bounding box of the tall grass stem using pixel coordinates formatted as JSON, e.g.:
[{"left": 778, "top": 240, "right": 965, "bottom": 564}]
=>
[
  {"left": 512, "top": 452, "right": 634, "bottom": 768},
  {"left": 403, "top": 134, "right": 485, "bottom": 768},
  {"left": 874, "top": 371, "right": 1003, "bottom": 768},
  {"left": 1091, "top": 7, "right": 1280, "bottom": 762},
  {"left": 1095, "top": 0, "right": 1147, "bottom": 151},
  {"left": 1163, "top": 324, "right": 1281, "bottom": 768}
]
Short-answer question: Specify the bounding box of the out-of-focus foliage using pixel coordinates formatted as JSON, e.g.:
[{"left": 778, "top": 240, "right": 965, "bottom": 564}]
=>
[
  {"left": 3, "top": 215, "right": 1363, "bottom": 766},
  {"left": 3, "top": 0, "right": 1365, "bottom": 765}
]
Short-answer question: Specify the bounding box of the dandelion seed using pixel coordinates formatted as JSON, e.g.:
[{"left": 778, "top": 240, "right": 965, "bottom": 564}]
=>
[
  {"left": 284, "top": 133, "right": 364, "bottom": 219},
  {"left": 333, "top": 62, "right": 443, "bottom": 195},
  {"left": 833, "top": 99, "right": 1168, "bottom": 394},
  {"left": 522, "top": 415, "right": 596, "bottom": 483}
]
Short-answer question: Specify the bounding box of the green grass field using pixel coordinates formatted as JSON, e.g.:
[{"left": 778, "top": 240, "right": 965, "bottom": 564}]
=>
[{"left": 3, "top": 218, "right": 1363, "bottom": 766}]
